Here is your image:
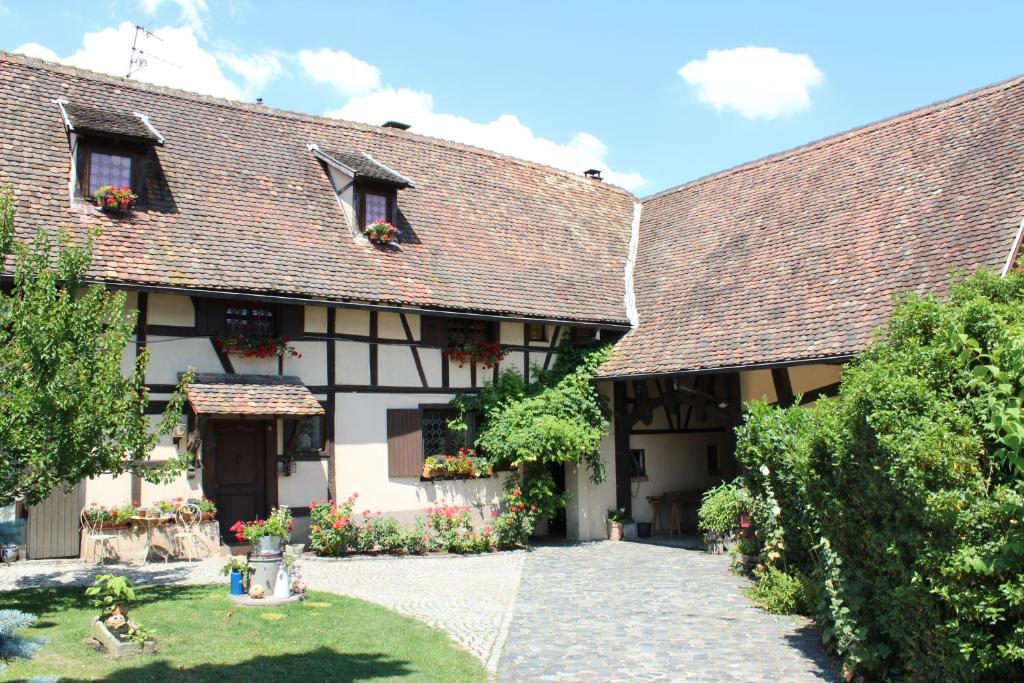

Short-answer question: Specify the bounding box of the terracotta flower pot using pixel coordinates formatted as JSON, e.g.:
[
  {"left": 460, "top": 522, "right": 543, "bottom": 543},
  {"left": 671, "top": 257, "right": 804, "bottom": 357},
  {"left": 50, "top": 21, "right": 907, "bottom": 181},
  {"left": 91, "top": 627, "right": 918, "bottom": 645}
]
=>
[{"left": 607, "top": 522, "right": 623, "bottom": 542}]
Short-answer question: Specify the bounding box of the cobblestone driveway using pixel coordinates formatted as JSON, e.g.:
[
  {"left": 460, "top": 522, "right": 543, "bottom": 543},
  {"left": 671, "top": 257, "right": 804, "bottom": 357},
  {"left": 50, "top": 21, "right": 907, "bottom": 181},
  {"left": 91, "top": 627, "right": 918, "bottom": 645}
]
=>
[
  {"left": 1, "top": 542, "right": 836, "bottom": 681},
  {"left": 499, "top": 542, "right": 837, "bottom": 682}
]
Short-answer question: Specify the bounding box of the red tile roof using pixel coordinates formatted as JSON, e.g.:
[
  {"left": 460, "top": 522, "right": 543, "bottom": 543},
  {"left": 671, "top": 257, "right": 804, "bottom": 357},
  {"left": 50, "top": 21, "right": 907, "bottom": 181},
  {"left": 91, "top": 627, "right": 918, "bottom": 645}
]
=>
[
  {"left": 0, "top": 52, "right": 634, "bottom": 326},
  {"left": 187, "top": 374, "right": 324, "bottom": 416},
  {"left": 600, "top": 76, "right": 1024, "bottom": 377}
]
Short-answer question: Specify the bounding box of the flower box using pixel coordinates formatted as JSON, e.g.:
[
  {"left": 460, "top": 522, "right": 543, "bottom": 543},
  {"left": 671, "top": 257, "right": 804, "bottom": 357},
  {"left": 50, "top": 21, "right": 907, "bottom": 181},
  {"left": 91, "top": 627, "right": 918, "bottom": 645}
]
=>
[
  {"left": 364, "top": 220, "right": 398, "bottom": 244},
  {"left": 214, "top": 333, "right": 300, "bottom": 359},
  {"left": 92, "top": 185, "right": 137, "bottom": 214}
]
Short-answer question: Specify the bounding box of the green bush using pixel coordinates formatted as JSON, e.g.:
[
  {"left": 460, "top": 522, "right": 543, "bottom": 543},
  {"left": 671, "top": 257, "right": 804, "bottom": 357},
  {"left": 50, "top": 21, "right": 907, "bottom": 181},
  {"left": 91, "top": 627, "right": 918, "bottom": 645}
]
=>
[
  {"left": 732, "top": 269, "right": 1024, "bottom": 681},
  {"left": 697, "top": 481, "right": 748, "bottom": 535},
  {"left": 747, "top": 567, "right": 813, "bottom": 615}
]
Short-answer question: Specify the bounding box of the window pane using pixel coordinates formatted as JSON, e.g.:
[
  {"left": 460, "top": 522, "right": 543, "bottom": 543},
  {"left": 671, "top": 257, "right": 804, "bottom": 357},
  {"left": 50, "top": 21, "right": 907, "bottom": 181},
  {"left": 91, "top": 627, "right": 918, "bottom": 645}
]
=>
[
  {"left": 89, "top": 152, "right": 133, "bottom": 194},
  {"left": 448, "top": 319, "right": 492, "bottom": 346},
  {"left": 225, "top": 304, "right": 275, "bottom": 336},
  {"left": 288, "top": 416, "right": 324, "bottom": 453},
  {"left": 365, "top": 193, "right": 388, "bottom": 225},
  {"left": 419, "top": 409, "right": 448, "bottom": 456}
]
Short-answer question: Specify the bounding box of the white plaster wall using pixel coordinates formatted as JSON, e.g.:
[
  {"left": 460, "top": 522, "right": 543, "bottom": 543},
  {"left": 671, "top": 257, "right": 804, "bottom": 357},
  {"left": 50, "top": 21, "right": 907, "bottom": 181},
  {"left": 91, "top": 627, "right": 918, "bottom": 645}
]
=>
[
  {"left": 230, "top": 354, "right": 279, "bottom": 375},
  {"left": 378, "top": 345, "right": 421, "bottom": 386},
  {"left": 336, "top": 308, "right": 370, "bottom": 336},
  {"left": 283, "top": 341, "right": 327, "bottom": 385},
  {"left": 146, "top": 337, "right": 223, "bottom": 384},
  {"left": 502, "top": 350, "right": 526, "bottom": 378},
  {"left": 336, "top": 340, "right": 370, "bottom": 384},
  {"left": 378, "top": 312, "right": 407, "bottom": 340},
  {"left": 789, "top": 364, "right": 842, "bottom": 395},
  {"left": 305, "top": 305, "right": 328, "bottom": 334},
  {"left": 564, "top": 384, "right": 617, "bottom": 540},
  {"left": 449, "top": 360, "right": 472, "bottom": 388},
  {"left": 500, "top": 321, "right": 524, "bottom": 345},
  {"left": 420, "top": 348, "right": 443, "bottom": 386},
  {"left": 84, "top": 473, "right": 132, "bottom": 506},
  {"left": 334, "top": 393, "right": 505, "bottom": 519},
  {"left": 148, "top": 293, "right": 194, "bottom": 326},
  {"left": 627, "top": 432, "right": 729, "bottom": 525},
  {"left": 278, "top": 461, "right": 330, "bottom": 507}
]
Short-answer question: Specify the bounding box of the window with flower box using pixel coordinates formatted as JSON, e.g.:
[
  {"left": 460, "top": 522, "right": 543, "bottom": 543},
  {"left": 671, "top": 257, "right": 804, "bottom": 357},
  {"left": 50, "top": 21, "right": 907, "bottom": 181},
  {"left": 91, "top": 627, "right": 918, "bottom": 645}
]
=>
[
  {"left": 358, "top": 185, "right": 395, "bottom": 230},
  {"left": 76, "top": 141, "right": 146, "bottom": 205}
]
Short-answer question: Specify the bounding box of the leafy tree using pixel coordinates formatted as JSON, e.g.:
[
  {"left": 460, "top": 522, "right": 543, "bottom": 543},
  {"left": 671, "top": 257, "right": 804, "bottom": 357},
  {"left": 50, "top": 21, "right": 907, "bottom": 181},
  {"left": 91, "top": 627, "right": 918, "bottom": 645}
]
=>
[{"left": 0, "top": 189, "right": 192, "bottom": 506}]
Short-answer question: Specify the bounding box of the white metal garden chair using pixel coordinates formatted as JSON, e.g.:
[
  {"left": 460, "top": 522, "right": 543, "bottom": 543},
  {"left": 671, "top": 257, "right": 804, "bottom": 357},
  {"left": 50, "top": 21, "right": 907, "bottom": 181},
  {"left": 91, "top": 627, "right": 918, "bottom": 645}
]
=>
[
  {"left": 80, "top": 507, "right": 119, "bottom": 564},
  {"left": 173, "top": 503, "right": 206, "bottom": 562}
]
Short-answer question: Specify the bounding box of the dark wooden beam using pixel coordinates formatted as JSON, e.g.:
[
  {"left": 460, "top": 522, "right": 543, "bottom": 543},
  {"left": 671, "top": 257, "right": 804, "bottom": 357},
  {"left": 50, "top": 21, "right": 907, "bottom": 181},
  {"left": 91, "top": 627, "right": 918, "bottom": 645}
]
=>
[
  {"left": 368, "top": 311, "right": 379, "bottom": 386},
  {"left": 400, "top": 313, "right": 428, "bottom": 388},
  {"left": 798, "top": 381, "right": 840, "bottom": 405},
  {"left": 613, "top": 381, "right": 632, "bottom": 518},
  {"left": 542, "top": 326, "right": 562, "bottom": 371},
  {"left": 771, "top": 367, "right": 796, "bottom": 408}
]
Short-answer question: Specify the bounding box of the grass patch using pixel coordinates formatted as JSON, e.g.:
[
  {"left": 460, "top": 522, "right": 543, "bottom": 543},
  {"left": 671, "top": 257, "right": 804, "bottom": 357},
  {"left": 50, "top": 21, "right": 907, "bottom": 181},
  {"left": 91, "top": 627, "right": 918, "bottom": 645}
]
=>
[{"left": 1, "top": 584, "right": 485, "bottom": 682}]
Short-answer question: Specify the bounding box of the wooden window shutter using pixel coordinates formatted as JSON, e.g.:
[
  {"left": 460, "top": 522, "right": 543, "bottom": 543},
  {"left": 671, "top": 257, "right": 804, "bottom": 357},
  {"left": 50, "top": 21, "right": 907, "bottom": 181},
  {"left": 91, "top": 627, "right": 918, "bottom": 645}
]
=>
[
  {"left": 193, "top": 298, "right": 227, "bottom": 336},
  {"left": 420, "top": 316, "right": 448, "bottom": 347},
  {"left": 387, "top": 409, "right": 423, "bottom": 477},
  {"left": 279, "top": 304, "right": 305, "bottom": 338}
]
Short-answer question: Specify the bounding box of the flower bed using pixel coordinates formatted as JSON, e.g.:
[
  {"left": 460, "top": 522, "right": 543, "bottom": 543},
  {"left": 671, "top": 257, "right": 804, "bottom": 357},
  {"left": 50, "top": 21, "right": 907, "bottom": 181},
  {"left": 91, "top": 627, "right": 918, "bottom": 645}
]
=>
[{"left": 307, "top": 494, "right": 500, "bottom": 556}]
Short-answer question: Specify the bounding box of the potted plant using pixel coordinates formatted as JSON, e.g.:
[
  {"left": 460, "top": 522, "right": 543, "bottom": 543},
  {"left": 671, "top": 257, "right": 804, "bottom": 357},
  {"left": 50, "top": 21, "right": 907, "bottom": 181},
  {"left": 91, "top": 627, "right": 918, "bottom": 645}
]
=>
[
  {"left": 606, "top": 508, "right": 625, "bottom": 542},
  {"left": 221, "top": 557, "right": 249, "bottom": 596},
  {"left": 86, "top": 574, "right": 151, "bottom": 653},
  {"left": 230, "top": 507, "right": 294, "bottom": 555},
  {"left": 189, "top": 497, "right": 217, "bottom": 521},
  {"left": 422, "top": 456, "right": 443, "bottom": 479},
  {"left": 443, "top": 338, "right": 507, "bottom": 369},
  {"left": 734, "top": 536, "right": 760, "bottom": 571},
  {"left": 92, "top": 184, "right": 137, "bottom": 213},
  {"left": 364, "top": 220, "right": 398, "bottom": 244}
]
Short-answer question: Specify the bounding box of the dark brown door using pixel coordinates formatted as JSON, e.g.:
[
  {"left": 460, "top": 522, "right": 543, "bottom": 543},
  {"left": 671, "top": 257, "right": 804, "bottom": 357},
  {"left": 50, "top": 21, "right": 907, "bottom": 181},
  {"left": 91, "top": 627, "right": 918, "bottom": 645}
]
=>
[{"left": 204, "top": 420, "right": 272, "bottom": 540}]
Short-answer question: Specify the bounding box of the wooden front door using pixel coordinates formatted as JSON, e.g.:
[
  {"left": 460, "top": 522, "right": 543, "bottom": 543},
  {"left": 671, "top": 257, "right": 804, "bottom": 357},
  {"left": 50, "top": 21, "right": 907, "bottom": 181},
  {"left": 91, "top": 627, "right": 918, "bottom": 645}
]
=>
[{"left": 204, "top": 420, "right": 274, "bottom": 540}]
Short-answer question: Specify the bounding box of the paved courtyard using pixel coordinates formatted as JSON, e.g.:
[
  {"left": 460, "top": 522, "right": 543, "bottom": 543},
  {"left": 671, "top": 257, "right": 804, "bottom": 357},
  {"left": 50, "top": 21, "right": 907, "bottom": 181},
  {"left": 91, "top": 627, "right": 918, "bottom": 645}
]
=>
[{"left": 0, "top": 541, "right": 837, "bottom": 681}]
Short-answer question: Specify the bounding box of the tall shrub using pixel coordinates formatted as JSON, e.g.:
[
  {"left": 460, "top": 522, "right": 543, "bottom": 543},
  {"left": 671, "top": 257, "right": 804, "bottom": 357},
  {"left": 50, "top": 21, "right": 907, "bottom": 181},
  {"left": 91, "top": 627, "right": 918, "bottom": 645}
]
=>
[{"left": 803, "top": 270, "right": 1024, "bottom": 680}]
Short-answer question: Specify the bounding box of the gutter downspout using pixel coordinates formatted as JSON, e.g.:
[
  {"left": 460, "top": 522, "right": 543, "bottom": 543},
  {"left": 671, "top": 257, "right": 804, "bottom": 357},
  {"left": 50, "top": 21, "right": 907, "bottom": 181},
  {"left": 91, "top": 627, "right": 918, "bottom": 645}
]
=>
[
  {"left": 1001, "top": 215, "right": 1024, "bottom": 276},
  {"left": 623, "top": 201, "right": 641, "bottom": 328}
]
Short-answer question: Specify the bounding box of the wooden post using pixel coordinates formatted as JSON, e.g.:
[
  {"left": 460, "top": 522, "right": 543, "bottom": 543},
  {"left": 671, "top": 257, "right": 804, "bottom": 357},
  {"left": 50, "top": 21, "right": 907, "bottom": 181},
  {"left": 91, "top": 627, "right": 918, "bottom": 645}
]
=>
[{"left": 613, "top": 381, "right": 632, "bottom": 518}]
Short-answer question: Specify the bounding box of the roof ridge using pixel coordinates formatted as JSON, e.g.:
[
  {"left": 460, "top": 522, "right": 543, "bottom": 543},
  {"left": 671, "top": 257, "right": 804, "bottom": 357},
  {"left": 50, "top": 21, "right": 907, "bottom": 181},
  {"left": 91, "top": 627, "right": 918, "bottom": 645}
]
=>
[
  {"left": 0, "top": 49, "right": 637, "bottom": 199},
  {"left": 641, "top": 71, "right": 1024, "bottom": 203}
]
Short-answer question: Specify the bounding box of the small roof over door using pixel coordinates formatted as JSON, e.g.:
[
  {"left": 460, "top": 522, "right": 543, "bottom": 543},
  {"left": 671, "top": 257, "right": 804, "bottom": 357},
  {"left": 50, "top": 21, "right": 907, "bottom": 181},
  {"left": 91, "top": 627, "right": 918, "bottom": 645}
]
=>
[{"left": 186, "top": 374, "right": 324, "bottom": 417}]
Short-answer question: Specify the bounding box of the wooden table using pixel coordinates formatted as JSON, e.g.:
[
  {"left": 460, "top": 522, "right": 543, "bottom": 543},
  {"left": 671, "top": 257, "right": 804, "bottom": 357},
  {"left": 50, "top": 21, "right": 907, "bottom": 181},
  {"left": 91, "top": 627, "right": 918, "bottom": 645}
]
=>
[
  {"left": 646, "top": 490, "right": 704, "bottom": 536},
  {"left": 130, "top": 515, "right": 174, "bottom": 563}
]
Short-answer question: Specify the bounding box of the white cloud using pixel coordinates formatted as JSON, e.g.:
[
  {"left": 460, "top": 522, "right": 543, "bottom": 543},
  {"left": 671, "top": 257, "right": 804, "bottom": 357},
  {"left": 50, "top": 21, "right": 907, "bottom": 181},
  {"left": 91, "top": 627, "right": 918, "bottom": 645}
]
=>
[
  {"left": 678, "top": 46, "right": 824, "bottom": 119},
  {"left": 329, "top": 88, "right": 645, "bottom": 191},
  {"left": 297, "top": 48, "right": 380, "bottom": 97},
  {"left": 140, "top": 0, "right": 209, "bottom": 33},
  {"left": 14, "top": 22, "right": 275, "bottom": 100}
]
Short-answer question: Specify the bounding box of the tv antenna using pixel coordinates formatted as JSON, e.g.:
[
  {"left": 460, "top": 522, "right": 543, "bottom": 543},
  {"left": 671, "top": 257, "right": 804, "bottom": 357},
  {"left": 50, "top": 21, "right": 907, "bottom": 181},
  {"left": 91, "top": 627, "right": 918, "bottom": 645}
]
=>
[{"left": 126, "top": 25, "right": 178, "bottom": 79}]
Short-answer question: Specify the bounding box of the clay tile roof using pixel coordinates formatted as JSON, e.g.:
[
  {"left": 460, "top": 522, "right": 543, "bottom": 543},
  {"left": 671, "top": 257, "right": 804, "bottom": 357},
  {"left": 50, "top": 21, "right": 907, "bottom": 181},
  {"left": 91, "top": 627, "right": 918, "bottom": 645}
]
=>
[
  {"left": 599, "top": 75, "right": 1024, "bottom": 378},
  {"left": 324, "top": 149, "right": 414, "bottom": 188},
  {"left": 0, "top": 52, "right": 633, "bottom": 326},
  {"left": 187, "top": 374, "right": 324, "bottom": 416},
  {"left": 62, "top": 102, "right": 162, "bottom": 143}
]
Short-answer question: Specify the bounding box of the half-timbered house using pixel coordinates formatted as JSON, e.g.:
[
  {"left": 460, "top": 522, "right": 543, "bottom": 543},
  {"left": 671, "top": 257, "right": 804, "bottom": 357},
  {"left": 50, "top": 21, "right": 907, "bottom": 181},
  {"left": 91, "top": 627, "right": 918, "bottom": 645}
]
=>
[{"left": 2, "top": 51, "right": 1022, "bottom": 554}]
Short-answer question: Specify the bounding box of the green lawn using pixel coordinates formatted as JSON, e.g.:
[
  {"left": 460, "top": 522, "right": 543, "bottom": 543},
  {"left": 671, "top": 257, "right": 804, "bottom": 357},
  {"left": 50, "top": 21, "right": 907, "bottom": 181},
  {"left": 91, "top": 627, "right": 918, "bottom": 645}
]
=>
[{"left": 1, "top": 584, "right": 486, "bottom": 682}]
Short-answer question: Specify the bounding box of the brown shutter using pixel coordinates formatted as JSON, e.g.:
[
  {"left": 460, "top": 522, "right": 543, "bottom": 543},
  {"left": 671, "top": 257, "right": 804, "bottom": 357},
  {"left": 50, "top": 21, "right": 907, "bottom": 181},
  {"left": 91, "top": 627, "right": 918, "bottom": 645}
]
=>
[
  {"left": 279, "top": 304, "right": 305, "bottom": 338},
  {"left": 193, "top": 298, "right": 227, "bottom": 336},
  {"left": 387, "top": 409, "right": 423, "bottom": 477},
  {"left": 420, "top": 316, "right": 448, "bottom": 347}
]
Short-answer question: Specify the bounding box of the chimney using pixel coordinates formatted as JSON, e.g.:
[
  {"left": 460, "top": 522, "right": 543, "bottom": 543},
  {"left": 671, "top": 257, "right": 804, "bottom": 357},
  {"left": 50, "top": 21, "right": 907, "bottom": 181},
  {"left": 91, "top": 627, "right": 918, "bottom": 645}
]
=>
[
  {"left": 583, "top": 169, "right": 602, "bottom": 181},
  {"left": 383, "top": 121, "right": 411, "bottom": 131}
]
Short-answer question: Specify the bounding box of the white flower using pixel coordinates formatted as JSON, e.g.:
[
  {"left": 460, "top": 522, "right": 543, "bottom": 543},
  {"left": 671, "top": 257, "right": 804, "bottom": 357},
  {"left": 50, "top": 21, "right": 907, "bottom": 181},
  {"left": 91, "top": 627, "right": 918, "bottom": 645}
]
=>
[
  {"left": 771, "top": 505, "right": 781, "bottom": 516},
  {"left": 759, "top": 464, "right": 770, "bottom": 476}
]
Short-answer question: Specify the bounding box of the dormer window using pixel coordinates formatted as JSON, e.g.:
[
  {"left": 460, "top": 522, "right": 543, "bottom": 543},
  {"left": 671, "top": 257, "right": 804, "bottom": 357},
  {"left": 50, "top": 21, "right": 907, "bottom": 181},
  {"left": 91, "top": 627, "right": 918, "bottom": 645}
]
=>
[
  {"left": 55, "top": 101, "right": 164, "bottom": 206},
  {"left": 361, "top": 188, "right": 393, "bottom": 229},
  {"left": 307, "top": 145, "right": 415, "bottom": 242}
]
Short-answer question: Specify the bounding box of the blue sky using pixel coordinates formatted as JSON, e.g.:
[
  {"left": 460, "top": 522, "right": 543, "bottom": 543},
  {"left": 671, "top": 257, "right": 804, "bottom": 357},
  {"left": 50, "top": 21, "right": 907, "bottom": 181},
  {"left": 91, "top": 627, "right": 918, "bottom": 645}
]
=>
[{"left": 3, "top": 1, "right": 1022, "bottom": 195}]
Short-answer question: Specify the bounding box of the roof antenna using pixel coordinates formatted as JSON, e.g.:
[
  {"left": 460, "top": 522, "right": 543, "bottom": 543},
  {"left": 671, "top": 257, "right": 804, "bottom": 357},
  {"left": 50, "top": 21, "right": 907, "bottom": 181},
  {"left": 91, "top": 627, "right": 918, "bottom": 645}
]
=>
[{"left": 127, "top": 25, "right": 178, "bottom": 80}]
